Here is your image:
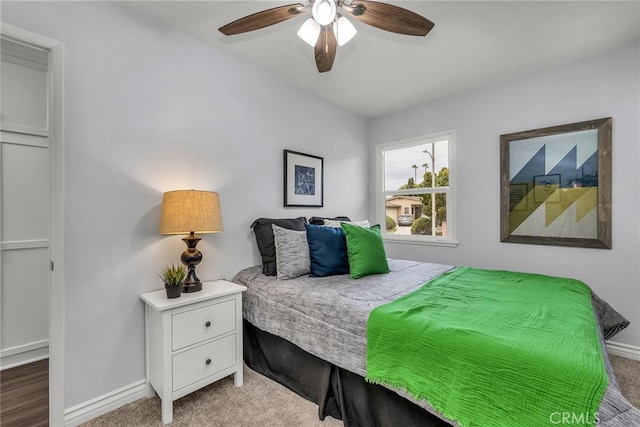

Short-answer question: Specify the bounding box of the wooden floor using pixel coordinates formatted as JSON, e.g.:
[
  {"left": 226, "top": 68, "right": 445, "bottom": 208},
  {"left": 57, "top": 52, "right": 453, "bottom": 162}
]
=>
[{"left": 0, "top": 359, "right": 48, "bottom": 427}]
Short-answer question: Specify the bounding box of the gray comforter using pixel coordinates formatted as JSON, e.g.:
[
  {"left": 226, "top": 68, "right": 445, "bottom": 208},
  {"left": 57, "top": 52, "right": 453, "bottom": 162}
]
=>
[{"left": 233, "top": 259, "right": 640, "bottom": 426}]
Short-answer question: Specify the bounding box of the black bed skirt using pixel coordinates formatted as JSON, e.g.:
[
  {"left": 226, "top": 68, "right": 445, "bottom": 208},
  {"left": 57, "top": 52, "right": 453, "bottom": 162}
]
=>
[{"left": 243, "top": 320, "right": 451, "bottom": 427}]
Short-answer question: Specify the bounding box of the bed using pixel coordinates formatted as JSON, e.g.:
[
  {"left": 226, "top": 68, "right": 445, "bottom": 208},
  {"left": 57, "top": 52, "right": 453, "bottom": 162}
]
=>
[
  {"left": 234, "top": 216, "right": 638, "bottom": 426},
  {"left": 233, "top": 258, "right": 640, "bottom": 427}
]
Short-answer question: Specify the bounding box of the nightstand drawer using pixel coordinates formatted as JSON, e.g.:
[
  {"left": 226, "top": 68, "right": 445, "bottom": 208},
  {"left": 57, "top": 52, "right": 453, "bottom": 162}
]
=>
[
  {"left": 172, "top": 333, "right": 236, "bottom": 391},
  {"left": 172, "top": 299, "right": 236, "bottom": 350}
]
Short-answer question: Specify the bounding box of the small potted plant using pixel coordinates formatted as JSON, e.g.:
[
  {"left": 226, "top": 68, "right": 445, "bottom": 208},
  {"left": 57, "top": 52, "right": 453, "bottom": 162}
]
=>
[{"left": 158, "top": 263, "right": 186, "bottom": 299}]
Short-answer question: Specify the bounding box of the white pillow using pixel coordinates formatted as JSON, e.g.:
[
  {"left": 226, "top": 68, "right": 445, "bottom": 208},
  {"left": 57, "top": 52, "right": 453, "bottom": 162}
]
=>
[{"left": 323, "top": 219, "right": 370, "bottom": 228}]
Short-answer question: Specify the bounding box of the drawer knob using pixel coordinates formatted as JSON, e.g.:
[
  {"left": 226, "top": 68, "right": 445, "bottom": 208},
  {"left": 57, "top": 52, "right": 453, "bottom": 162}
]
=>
[
  {"left": 205, "top": 358, "right": 212, "bottom": 365},
  {"left": 205, "top": 321, "right": 211, "bottom": 327}
]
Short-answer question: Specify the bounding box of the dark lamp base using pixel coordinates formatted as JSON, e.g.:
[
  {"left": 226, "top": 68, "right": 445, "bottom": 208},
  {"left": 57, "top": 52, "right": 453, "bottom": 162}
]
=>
[
  {"left": 182, "top": 282, "right": 202, "bottom": 293},
  {"left": 181, "top": 231, "right": 203, "bottom": 293}
]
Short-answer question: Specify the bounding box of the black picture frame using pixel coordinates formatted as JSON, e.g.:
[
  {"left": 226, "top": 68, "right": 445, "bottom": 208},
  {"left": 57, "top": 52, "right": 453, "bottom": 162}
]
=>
[{"left": 284, "top": 150, "right": 324, "bottom": 207}]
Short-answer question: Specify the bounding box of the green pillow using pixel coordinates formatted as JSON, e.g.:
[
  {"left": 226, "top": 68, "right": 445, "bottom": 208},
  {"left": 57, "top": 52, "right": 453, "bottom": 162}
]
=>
[{"left": 340, "top": 223, "right": 390, "bottom": 279}]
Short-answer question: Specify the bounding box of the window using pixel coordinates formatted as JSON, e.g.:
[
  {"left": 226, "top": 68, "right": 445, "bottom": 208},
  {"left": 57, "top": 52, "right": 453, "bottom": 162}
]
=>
[{"left": 376, "top": 131, "right": 457, "bottom": 246}]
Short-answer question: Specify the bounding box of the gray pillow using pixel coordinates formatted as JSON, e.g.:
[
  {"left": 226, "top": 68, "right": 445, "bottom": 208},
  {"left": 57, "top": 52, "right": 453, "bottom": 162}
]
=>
[
  {"left": 591, "top": 292, "right": 630, "bottom": 340},
  {"left": 272, "top": 224, "right": 310, "bottom": 280},
  {"left": 309, "top": 216, "right": 351, "bottom": 225},
  {"left": 250, "top": 217, "right": 307, "bottom": 276}
]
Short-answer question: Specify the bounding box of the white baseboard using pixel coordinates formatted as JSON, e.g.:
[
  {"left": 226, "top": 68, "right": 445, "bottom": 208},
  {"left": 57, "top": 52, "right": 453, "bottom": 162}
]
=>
[
  {"left": 0, "top": 340, "right": 48, "bottom": 370},
  {"left": 606, "top": 340, "right": 640, "bottom": 361},
  {"left": 59, "top": 341, "right": 637, "bottom": 426},
  {"left": 64, "top": 379, "right": 147, "bottom": 426}
]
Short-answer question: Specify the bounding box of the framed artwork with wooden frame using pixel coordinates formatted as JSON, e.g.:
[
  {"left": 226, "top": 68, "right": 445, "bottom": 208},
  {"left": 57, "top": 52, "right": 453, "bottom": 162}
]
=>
[
  {"left": 284, "top": 149, "right": 324, "bottom": 207},
  {"left": 500, "top": 117, "right": 612, "bottom": 249}
]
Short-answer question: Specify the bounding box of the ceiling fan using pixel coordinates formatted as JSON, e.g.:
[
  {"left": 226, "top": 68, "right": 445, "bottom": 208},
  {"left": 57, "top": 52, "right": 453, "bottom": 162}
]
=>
[{"left": 218, "top": 0, "right": 434, "bottom": 73}]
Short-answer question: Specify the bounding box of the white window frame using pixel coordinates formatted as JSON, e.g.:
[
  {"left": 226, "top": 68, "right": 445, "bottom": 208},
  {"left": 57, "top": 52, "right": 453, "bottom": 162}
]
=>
[{"left": 376, "top": 130, "right": 458, "bottom": 247}]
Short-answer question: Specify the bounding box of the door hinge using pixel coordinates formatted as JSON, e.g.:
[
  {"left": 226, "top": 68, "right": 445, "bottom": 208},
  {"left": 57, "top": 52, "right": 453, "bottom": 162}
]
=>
[{"left": 50, "top": 260, "right": 54, "bottom": 271}]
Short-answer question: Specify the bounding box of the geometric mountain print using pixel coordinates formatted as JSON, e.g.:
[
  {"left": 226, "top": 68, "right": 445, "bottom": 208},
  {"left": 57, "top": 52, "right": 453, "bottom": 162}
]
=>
[{"left": 509, "top": 129, "right": 598, "bottom": 237}]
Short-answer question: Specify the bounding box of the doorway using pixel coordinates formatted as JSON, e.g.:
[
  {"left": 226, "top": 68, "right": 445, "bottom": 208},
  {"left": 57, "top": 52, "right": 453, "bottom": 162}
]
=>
[{"left": 0, "top": 24, "right": 64, "bottom": 426}]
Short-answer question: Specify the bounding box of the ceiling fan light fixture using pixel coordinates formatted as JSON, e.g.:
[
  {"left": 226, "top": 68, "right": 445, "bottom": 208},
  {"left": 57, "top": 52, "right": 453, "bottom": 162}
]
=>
[
  {"left": 297, "top": 18, "right": 321, "bottom": 47},
  {"left": 312, "top": 0, "right": 337, "bottom": 26},
  {"left": 334, "top": 16, "right": 357, "bottom": 46}
]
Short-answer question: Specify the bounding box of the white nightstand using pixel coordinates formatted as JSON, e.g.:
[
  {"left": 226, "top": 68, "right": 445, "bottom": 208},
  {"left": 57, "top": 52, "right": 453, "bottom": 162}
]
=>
[{"left": 140, "top": 280, "right": 247, "bottom": 424}]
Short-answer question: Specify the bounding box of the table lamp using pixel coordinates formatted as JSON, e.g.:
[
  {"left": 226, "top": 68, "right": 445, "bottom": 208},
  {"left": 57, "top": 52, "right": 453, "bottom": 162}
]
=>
[{"left": 159, "top": 190, "right": 223, "bottom": 293}]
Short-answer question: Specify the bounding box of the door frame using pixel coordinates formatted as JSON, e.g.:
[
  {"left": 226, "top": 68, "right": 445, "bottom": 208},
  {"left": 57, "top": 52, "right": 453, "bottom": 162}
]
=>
[{"left": 1, "top": 23, "right": 65, "bottom": 427}]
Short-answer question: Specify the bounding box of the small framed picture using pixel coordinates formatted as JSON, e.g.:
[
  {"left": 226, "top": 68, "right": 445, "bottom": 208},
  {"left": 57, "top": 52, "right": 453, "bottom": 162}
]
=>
[
  {"left": 533, "top": 174, "right": 560, "bottom": 203},
  {"left": 284, "top": 150, "right": 323, "bottom": 207},
  {"left": 509, "top": 183, "right": 528, "bottom": 211}
]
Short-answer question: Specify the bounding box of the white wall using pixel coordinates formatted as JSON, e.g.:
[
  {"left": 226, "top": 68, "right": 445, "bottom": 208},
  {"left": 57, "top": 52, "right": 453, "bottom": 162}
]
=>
[
  {"left": 2, "top": 1, "right": 368, "bottom": 408},
  {"left": 369, "top": 43, "right": 640, "bottom": 348}
]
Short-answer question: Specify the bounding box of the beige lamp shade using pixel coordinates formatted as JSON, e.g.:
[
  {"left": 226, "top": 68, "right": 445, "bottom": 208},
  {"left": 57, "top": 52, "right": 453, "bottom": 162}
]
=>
[{"left": 159, "top": 190, "right": 223, "bottom": 235}]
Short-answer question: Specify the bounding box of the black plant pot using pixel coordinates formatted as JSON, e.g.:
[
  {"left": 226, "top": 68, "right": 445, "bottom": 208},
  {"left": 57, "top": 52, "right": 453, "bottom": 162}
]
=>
[{"left": 165, "top": 285, "right": 181, "bottom": 299}]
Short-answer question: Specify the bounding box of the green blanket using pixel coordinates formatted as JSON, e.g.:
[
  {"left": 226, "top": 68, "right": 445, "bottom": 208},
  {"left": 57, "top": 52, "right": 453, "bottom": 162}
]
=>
[{"left": 366, "top": 267, "right": 607, "bottom": 427}]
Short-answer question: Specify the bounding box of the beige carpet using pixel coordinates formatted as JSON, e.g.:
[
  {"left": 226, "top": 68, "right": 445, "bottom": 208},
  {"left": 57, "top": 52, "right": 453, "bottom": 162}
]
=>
[
  {"left": 82, "top": 366, "right": 342, "bottom": 427},
  {"left": 83, "top": 355, "right": 639, "bottom": 426},
  {"left": 610, "top": 354, "right": 640, "bottom": 408}
]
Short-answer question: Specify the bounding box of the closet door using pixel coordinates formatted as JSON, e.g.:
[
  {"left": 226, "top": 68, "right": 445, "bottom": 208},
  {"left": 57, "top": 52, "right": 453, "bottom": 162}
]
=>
[{"left": 0, "top": 37, "right": 51, "bottom": 369}]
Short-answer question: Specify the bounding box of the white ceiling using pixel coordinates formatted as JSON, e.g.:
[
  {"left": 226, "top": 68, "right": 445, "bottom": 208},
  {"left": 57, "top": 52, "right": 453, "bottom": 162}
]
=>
[{"left": 126, "top": 1, "right": 640, "bottom": 118}]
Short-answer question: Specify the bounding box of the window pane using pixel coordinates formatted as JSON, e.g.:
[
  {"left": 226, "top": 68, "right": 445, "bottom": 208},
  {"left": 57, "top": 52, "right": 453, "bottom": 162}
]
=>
[
  {"left": 384, "top": 193, "right": 448, "bottom": 237},
  {"left": 384, "top": 139, "right": 449, "bottom": 191}
]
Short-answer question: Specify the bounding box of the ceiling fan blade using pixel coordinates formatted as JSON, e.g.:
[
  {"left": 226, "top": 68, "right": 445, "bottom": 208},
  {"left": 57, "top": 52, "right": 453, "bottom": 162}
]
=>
[
  {"left": 219, "top": 3, "right": 306, "bottom": 36},
  {"left": 346, "top": 0, "right": 434, "bottom": 37},
  {"left": 314, "top": 25, "right": 337, "bottom": 73}
]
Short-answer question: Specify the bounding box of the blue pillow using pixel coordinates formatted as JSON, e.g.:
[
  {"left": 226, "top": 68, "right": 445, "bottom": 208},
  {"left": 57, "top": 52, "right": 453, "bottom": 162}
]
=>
[{"left": 305, "top": 223, "right": 349, "bottom": 277}]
